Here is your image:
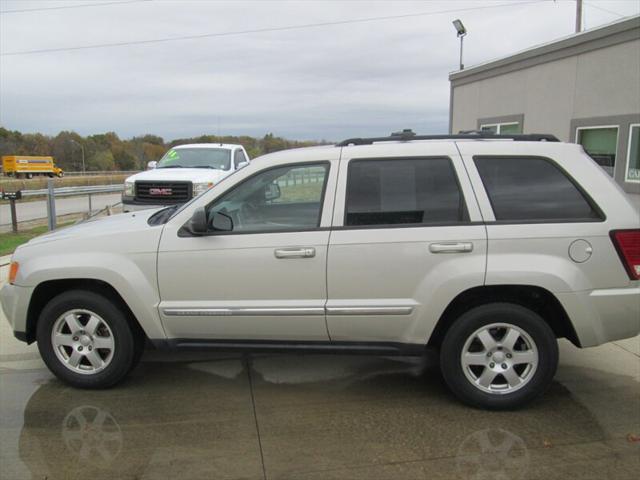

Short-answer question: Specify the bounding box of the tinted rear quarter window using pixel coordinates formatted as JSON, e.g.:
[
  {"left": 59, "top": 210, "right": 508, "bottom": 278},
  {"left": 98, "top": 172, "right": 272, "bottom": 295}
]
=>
[
  {"left": 474, "top": 156, "right": 601, "bottom": 222},
  {"left": 345, "top": 157, "right": 468, "bottom": 226}
]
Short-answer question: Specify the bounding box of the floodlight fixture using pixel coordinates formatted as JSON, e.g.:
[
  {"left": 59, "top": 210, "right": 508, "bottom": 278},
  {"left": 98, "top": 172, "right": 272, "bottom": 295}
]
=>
[
  {"left": 452, "top": 19, "right": 466, "bottom": 37},
  {"left": 452, "top": 19, "right": 467, "bottom": 70}
]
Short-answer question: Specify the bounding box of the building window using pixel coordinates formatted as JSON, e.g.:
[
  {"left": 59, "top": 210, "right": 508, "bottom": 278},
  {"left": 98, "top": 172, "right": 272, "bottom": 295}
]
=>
[
  {"left": 480, "top": 122, "right": 522, "bottom": 134},
  {"left": 576, "top": 126, "right": 618, "bottom": 177},
  {"left": 626, "top": 124, "right": 640, "bottom": 183}
]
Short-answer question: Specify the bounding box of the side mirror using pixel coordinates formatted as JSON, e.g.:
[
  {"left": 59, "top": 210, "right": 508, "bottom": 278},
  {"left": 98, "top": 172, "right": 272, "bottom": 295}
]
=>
[
  {"left": 187, "top": 207, "right": 208, "bottom": 235},
  {"left": 237, "top": 161, "right": 249, "bottom": 169},
  {"left": 264, "top": 182, "right": 281, "bottom": 201},
  {"left": 210, "top": 211, "right": 233, "bottom": 232},
  {"left": 147, "top": 161, "right": 157, "bottom": 170}
]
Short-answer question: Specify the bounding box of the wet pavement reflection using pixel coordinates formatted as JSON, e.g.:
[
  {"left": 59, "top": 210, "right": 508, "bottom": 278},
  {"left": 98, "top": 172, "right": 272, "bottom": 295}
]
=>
[{"left": 0, "top": 341, "right": 638, "bottom": 479}]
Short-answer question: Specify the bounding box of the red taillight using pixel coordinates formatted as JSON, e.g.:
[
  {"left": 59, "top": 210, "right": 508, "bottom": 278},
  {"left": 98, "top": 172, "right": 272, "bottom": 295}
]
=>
[{"left": 610, "top": 230, "right": 640, "bottom": 280}]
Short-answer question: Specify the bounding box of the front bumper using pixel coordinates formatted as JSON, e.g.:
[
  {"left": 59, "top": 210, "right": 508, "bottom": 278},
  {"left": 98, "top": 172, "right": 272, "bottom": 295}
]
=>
[
  {"left": 0, "top": 283, "right": 35, "bottom": 343},
  {"left": 557, "top": 286, "right": 640, "bottom": 347}
]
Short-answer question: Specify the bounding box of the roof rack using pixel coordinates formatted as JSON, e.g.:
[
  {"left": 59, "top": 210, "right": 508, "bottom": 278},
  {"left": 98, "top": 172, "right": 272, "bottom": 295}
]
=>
[{"left": 336, "top": 129, "right": 560, "bottom": 146}]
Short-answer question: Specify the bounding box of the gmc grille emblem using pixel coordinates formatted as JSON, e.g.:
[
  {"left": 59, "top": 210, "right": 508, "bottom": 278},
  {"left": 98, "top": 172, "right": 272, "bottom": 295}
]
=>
[{"left": 149, "top": 187, "right": 173, "bottom": 196}]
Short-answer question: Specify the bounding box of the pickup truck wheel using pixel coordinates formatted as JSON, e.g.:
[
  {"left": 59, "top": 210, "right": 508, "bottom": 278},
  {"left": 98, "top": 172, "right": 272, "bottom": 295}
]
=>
[
  {"left": 36, "top": 290, "right": 140, "bottom": 389},
  {"left": 26, "top": 173, "right": 33, "bottom": 179},
  {"left": 440, "top": 303, "right": 558, "bottom": 410}
]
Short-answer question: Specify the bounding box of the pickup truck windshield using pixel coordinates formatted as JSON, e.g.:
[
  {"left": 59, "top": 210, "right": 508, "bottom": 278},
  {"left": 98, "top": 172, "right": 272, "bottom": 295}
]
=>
[{"left": 157, "top": 148, "right": 231, "bottom": 170}]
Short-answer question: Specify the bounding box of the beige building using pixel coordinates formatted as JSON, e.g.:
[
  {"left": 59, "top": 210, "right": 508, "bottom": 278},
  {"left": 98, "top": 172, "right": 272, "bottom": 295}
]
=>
[{"left": 449, "top": 15, "right": 640, "bottom": 193}]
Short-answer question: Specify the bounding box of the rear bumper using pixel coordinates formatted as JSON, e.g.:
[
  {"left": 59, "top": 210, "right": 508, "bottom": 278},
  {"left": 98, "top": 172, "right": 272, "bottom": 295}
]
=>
[
  {"left": 0, "top": 283, "right": 34, "bottom": 343},
  {"left": 557, "top": 286, "right": 640, "bottom": 347}
]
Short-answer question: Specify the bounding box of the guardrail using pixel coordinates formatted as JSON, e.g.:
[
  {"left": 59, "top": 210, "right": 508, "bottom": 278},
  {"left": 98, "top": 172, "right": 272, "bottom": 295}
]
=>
[
  {"left": 1, "top": 171, "right": 140, "bottom": 179},
  {"left": 2, "top": 180, "right": 123, "bottom": 233},
  {"left": 20, "top": 184, "right": 124, "bottom": 197},
  {"left": 63, "top": 170, "right": 140, "bottom": 177}
]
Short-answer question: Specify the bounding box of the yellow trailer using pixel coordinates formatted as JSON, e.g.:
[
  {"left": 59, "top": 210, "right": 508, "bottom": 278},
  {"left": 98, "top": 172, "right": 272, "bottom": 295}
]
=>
[{"left": 1, "top": 156, "right": 64, "bottom": 179}]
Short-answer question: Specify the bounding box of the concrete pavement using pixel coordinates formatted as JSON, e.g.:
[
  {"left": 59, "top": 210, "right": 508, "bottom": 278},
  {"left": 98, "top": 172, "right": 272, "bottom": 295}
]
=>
[{"left": 0, "top": 260, "right": 638, "bottom": 479}]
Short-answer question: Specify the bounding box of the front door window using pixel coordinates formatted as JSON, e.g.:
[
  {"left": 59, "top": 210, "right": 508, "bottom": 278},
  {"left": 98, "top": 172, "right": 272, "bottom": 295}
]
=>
[{"left": 207, "top": 163, "right": 329, "bottom": 233}]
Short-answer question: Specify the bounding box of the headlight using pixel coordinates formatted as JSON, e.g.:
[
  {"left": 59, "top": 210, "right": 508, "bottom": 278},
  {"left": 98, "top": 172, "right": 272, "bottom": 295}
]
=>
[
  {"left": 124, "top": 181, "right": 134, "bottom": 196},
  {"left": 193, "top": 182, "right": 214, "bottom": 196}
]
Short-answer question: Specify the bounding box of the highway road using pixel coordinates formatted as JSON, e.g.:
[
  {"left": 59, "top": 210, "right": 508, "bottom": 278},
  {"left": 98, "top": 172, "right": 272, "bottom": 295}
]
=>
[{"left": 0, "top": 193, "right": 123, "bottom": 226}]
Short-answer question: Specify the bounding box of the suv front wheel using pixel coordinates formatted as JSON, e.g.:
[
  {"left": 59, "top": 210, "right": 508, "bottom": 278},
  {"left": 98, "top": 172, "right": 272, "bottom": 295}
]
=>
[
  {"left": 36, "top": 290, "right": 143, "bottom": 389},
  {"left": 440, "top": 303, "right": 558, "bottom": 409}
]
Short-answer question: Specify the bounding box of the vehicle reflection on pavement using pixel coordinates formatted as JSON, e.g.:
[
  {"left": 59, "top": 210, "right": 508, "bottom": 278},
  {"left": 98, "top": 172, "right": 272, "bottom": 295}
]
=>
[{"left": 7, "top": 347, "right": 637, "bottom": 480}]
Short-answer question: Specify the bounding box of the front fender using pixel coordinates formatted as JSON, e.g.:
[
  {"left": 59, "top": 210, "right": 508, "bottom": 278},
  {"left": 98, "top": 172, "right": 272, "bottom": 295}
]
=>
[{"left": 17, "top": 252, "right": 165, "bottom": 340}]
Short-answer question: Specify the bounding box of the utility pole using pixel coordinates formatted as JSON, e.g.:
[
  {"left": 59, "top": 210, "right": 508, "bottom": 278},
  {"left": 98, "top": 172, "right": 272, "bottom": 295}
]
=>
[
  {"left": 575, "top": 0, "right": 583, "bottom": 33},
  {"left": 70, "top": 139, "right": 85, "bottom": 174}
]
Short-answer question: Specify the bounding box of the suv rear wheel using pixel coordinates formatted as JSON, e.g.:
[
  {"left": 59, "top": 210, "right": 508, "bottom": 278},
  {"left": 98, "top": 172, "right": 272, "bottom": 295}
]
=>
[
  {"left": 36, "top": 290, "right": 142, "bottom": 389},
  {"left": 440, "top": 303, "right": 558, "bottom": 409}
]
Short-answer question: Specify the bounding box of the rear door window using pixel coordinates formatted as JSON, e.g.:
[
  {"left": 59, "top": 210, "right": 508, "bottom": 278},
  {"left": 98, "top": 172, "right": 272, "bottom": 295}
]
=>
[
  {"left": 345, "top": 158, "right": 468, "bottom": 227},
  {"left": 474, "top": 156, "right": 602, "bottom": 222}
]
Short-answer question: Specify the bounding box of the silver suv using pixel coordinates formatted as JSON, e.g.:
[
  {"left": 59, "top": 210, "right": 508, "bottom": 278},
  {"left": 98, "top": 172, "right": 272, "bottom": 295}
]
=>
[{"left": 2, "top": 131, "right": 639, "bottom": 409}]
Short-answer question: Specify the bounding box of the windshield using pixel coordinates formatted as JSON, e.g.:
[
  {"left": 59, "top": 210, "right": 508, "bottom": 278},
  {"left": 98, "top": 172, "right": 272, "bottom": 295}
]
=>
[{"left": 156, "top": 147, "right": 231, "bottom": 170}]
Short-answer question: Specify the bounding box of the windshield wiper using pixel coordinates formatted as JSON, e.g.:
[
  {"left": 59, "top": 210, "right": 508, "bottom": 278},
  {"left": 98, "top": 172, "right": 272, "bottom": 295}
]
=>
[
  {"left": 157, "top": 165, "right": 183, "bottom": 168},
  {"left": 192, "top": 165, "right": 219, "bottom": 169}
]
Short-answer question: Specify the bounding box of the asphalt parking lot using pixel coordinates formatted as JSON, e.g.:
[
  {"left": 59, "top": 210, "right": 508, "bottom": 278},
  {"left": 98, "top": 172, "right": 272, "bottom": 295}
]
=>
[{"left": 1, "top": 266, "right": 639, "bottom": 480}]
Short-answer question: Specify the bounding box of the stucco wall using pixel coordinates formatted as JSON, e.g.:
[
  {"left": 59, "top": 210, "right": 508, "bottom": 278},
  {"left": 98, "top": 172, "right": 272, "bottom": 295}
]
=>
[{"left": 450, "top": 38, "right": 640, "bottom": 192}]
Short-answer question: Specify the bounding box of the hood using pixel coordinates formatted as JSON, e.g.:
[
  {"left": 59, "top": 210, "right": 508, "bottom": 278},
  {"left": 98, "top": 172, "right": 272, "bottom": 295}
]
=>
[
  {"left": 125, "top": 168, "right": 231, "bottom": 184},
  {"left": 23, "top": 209, "right": 161, "bottom": 248}
]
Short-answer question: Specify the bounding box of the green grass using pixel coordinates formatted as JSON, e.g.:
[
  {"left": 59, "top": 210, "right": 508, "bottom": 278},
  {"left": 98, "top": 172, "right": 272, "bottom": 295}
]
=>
[
  {"left": 0, "top": 223, "right": 73, "bottom": 256},
  {"left": 0, "top": 173, "right": 130, "bottom": 191},
  {"left": 1, "top": 174, "right": 130, "bottom": 204}
]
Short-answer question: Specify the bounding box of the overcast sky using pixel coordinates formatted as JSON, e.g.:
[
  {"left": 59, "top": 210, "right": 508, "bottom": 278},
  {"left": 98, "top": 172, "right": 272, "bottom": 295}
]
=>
[{"left": 1, "top": 0, "right": 638, "bottom": 141}]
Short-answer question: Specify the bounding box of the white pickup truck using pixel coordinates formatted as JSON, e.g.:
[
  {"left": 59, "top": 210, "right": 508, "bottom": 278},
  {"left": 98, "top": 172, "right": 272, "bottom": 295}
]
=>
[{"left": 122, "top": 143, "right": 250, "bottom": 212}]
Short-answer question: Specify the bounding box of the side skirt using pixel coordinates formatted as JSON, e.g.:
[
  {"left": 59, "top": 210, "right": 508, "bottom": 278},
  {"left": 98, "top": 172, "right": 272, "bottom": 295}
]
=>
[{"left": 149, "top": 339, "right": 428, "bottom": 356}]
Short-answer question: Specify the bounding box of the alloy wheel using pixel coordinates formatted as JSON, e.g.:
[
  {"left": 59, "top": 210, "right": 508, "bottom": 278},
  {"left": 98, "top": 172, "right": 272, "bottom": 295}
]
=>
[
  {"left": 51, "top": 310, "right": 115, "bottom": 375},
  {"left": 460, "top": 323, "right": 538, "bottom": 394}
]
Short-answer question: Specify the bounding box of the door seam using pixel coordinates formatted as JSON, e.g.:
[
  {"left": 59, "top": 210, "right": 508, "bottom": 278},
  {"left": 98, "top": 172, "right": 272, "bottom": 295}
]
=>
[
  {"left": 324, "top": 147, "right": 344, "bottom": 341},
  {"left": 454, "top": 141, "right": 489, "bottom": 285}
]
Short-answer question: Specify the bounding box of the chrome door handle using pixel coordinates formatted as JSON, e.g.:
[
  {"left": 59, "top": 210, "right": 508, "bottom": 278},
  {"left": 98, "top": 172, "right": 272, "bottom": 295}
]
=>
[
  {"left": 429, "top": 242, "right": 473, "bottom": 254},
  {"left": 274, "top": 247, "right": 316, "bottom": 259}
]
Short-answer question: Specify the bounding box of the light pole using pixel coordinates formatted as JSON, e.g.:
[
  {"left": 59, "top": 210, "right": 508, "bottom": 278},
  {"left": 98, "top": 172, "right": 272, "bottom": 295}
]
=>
[
  {"left": 575, "top": 0, "right": 583, "bottom": 33},
  {"left": 452, "top": 19, "right": 467, "bottom": 71},
  {"left": 70, "top": 139, "right": 85, "bottom": 174}
]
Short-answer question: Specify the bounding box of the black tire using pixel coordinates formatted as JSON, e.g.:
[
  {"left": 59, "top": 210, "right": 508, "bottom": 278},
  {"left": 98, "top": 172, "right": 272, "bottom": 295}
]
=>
[
  {"left": 440, "top": 303, "right": 558, "bottom": 410},
  {"left": 36, "top": 290, "right": 142, "bottom": 389},
  {"left": 26, "top": 173, "right": 33, "bottom": 179}
]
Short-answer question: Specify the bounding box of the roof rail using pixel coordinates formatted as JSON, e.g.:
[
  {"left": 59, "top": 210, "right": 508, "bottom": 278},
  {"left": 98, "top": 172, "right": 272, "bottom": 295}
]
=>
[{"left": 337, "top": 129, "right": 560, "bottom": 146}]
